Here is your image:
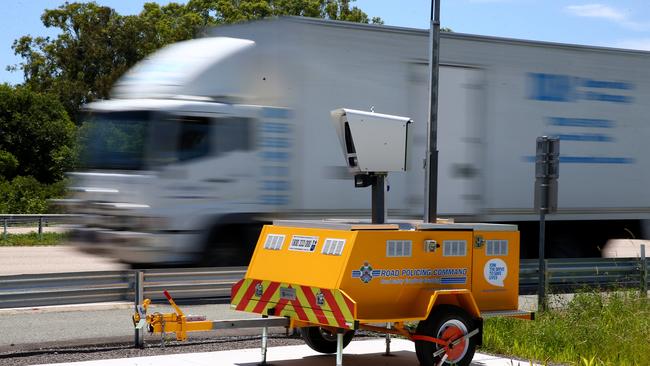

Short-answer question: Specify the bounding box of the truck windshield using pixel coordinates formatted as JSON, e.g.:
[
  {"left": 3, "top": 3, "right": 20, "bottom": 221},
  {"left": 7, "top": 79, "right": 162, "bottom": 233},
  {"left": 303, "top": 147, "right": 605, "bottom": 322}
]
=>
[{"left": 78, "top": 111, "right": 149, "bottom": 170}]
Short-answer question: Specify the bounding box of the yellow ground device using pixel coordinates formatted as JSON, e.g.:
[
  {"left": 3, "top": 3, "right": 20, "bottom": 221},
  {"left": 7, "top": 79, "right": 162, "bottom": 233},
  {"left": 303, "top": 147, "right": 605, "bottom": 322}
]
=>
[
  {"left": 232, "top": 220, "right": 526, "bottom": 365},
  {"left": 230, "top": 109, "right": 531, "bottom": 366},
  {"left": 132, "top": 108, "right": 530, "bottom": 366}
]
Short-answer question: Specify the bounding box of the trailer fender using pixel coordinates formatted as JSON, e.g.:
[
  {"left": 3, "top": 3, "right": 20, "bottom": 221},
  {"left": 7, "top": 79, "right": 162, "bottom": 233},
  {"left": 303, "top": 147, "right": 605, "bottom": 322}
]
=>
[{"left": 421, "top": 289, "right": 480, "bottom": 319}]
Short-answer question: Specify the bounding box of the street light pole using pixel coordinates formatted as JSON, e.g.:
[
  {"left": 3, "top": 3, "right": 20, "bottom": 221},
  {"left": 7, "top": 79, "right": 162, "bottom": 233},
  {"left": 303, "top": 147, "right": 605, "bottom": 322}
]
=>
[{"left": 424, "top": 0, "right": 441, "bottom": 223}]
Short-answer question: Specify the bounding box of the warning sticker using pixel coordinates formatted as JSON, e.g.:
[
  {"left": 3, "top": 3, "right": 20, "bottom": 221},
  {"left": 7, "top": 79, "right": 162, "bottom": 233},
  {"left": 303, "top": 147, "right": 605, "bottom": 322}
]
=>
[{"left": 484, "top": 258, "right": 508, "bottom": 287}]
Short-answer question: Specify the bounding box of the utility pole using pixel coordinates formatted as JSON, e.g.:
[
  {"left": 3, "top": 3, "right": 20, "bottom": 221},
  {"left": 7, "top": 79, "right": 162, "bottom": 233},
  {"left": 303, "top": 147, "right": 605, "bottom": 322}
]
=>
[
  {"left": 424, "top": 0, "right": 441, "bottom": 223},
  {"left": 535, "top": 136, "right": 560, "bottom": 310}
]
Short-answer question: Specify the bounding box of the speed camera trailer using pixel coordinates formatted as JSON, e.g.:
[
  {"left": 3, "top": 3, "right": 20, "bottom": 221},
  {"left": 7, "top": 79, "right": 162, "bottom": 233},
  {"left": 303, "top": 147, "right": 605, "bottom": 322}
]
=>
[
  {"left": 228, "top": 109, "right": 530, "bottom": 366},
  {"left": 132, "top": 109, "right": 531, "bottom": 365}
]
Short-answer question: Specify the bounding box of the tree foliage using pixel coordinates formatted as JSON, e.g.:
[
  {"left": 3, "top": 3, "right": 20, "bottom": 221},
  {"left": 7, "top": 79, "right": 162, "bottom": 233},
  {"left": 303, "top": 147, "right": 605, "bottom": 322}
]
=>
[
  {"left": 0, "top": 84, "right": 76, "bottom": 184},
  {"left": 10, "top": 0, "right": 382, "bottom": 122},
  {"left": 0, "top": 176, "right": 67, "bottom": 214}
]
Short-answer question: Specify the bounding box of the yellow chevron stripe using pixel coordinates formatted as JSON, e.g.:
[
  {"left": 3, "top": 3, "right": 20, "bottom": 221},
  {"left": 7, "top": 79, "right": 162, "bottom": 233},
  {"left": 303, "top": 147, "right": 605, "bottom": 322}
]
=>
[
  {"left": 269, "top": 283, "right": 281, "bottom": 304},
  {"left": 234, "top": 281, "right": 353, "bottom": 328},
  {"left": 262, "top": 280, "right": 281, "bottom": 315},
  {"left": 312, "top": 287, "right": 338, "bottom": 326},
  {"left": 279, "top": 303, "right": 296, "bottom": 318},
  {"left": 311, "top": 287, "right": 333, "bottom": 313},
  {"left": 294, "top": 286, "right": 319, "bottom": 324},
  {"left": 332, "top": 290, "right": 354, "bottom": 321},
  {"left": 231, "top": 279, "right": 252, "bottom": 306},
  {"left": 244, "top": 280, "right": 272, "bottom": 313},
  {"left": 311, "top": 287, "right": 338, "bottom": 327},
  {"left": 244, "top": 298, "right": 257, "bottom": 312}
]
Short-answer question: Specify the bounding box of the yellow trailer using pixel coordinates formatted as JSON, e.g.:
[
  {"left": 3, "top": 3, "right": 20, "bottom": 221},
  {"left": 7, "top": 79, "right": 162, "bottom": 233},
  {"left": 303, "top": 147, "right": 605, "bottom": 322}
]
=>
[
  {"left": 230, "top": 219, "right": 529, "bottom": 365},
  {"left": 133, "top": 108, "right": 531, "bottom": 366}
]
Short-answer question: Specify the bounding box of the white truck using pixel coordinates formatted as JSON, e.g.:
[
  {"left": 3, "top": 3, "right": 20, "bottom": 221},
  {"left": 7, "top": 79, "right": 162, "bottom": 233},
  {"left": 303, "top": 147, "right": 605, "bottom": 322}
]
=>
[{"left": 68, "top": 17, "right": 650, "bottom": 266}]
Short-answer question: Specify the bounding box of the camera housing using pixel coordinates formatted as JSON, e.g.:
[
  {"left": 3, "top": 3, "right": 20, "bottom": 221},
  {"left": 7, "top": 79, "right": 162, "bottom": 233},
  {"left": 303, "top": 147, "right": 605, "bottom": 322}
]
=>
[{"left": 330, "top": 108, "right": 412, "bottom": 174}]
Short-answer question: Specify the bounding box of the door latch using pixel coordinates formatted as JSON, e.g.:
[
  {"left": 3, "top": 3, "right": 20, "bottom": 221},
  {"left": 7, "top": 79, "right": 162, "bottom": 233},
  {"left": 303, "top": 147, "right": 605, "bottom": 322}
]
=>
[
  {"left": 424, "top": 240, "right": 439, "bottom": 253},
  {"left": 474, "top": 235, "right": 485, "bottom": 248}
]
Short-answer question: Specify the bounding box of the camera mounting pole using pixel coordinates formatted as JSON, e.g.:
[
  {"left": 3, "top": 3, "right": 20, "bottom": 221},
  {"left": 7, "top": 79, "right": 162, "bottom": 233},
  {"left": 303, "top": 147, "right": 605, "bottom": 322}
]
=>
[
  {"left": 330, "top": 108, "right": 411, "bottom": 226},
  {"left": 354, "top": 173, "right": 386, "bottom": 224},
  {"left": 424, "top": 0, "right": 441, "bottom": 223}
]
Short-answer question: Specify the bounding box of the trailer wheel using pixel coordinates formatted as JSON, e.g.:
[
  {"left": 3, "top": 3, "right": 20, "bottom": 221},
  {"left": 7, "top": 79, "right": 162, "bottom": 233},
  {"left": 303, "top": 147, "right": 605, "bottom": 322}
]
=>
[
  {"left": 414, "top": 305, "right": 477, "bottom": 366},
  {"left": 300, "top": 327, "right": 354, "bottom": 354}
]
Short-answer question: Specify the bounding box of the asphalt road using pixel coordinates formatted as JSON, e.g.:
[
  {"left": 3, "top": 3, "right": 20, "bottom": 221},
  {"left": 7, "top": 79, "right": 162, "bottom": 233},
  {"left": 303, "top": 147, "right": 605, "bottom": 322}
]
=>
[
  {"left": 0, "top": 303, "right": 263, "bottom": 350},
  {"left": 0, "top": 246, "right": 127, "bottom": 275}
]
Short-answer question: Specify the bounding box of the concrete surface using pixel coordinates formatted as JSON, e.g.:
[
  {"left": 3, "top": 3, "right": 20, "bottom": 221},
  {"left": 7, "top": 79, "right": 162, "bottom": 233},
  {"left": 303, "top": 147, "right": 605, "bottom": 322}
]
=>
[
  {"left": 33, "top": 339, "right": 543, "bottom": 366},
  {"left": 2, "top": 226, "right": 68, "bottom": 235},
  {"left": 0, "top": 246, "right": 126, "bottom": 275},
  {"left": 0, "top": 303, "right": 261, "bottom": 349}
]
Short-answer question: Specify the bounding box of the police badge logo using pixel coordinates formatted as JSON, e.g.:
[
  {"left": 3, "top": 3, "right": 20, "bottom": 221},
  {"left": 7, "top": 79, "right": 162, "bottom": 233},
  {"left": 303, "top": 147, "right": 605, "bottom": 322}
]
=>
[{"left": 352, "top": 262, "right": 374, "bottom": 283}]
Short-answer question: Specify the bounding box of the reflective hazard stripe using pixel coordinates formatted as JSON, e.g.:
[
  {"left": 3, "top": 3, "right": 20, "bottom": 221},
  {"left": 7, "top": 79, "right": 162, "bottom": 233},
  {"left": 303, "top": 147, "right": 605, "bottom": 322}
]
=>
[
  {"left": 300, "top": 286, "right": 329, "bottom": 325},
  {"left": 253, "top": 281, "right": 280, "bottom": 313},
  {"left": 235, "top": 279, "right": 262, "bottom": 311},
  {"left": 320, "top": 289, "right": 347, "bottom": 328},
  {"left": 231, "top": 278, "right": 356, "bottom": 329}
]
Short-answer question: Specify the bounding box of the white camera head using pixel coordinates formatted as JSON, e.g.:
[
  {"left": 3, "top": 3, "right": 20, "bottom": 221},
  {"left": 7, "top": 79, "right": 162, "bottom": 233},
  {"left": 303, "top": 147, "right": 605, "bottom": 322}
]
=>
[{"left": 330, "top": 108, "right": 411, "bottom": 174}]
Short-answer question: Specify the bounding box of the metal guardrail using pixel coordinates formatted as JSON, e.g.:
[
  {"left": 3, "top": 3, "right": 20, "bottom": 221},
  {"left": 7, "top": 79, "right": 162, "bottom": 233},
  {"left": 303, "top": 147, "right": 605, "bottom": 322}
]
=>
[
  {"left": 0, "top": 267, "right": 246, "bottom": 309},
  {"left": 0, "top": 258, "right": 647, "bottom": 309},
  {"left": 519, "top": 257, "right": 648, "bottom": 294},
  {"left": 1, "top": 214, "right": 79, "bottom": 239}
]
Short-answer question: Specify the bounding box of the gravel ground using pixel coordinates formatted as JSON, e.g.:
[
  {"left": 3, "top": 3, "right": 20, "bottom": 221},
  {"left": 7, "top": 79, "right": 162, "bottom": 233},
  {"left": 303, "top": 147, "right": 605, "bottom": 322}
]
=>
[
  {"left": 0, "top": 331, "right": 385, "bottom": 366},
  {"left": 0, "top": 334, "right": 305, "bottom": 366}
]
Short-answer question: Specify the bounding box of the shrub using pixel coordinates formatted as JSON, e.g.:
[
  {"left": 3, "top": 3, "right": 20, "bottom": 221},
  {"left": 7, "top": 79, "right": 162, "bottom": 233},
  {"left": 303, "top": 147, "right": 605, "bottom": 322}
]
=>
[{"left": 0, "top": 176, "right": 67, "bottom": 213}]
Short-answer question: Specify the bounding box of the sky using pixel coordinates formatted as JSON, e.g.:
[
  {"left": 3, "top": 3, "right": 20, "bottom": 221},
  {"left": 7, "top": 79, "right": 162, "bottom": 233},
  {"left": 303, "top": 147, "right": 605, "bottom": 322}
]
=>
[{"left": 2, "top": 0, "right": 650, "bottom": 85}]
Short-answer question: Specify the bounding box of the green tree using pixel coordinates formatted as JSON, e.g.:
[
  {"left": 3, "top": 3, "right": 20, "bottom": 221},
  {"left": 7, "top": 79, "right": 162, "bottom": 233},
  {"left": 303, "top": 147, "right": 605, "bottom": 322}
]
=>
[
  {"left": 0, "top": 151, "right": 19, "bottom": 178},
  {"left": 0, "top": 84, "right": 76, "bottom": 184},
  {"left": 9, "top": 0, "right": 381, "bottom": 122},
  {"left": 0, "top": 176, "right": 67, "bottom": 214}
]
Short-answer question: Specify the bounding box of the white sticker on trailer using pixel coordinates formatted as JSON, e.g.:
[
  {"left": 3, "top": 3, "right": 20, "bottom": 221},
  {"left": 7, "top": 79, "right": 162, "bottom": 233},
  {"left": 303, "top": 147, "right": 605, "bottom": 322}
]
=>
[
  {"left": 484, "top": 258, "right": 508, "bottom": 287},
  {"left": 289, "top": 235, "right": 319, "bottom": 252}
]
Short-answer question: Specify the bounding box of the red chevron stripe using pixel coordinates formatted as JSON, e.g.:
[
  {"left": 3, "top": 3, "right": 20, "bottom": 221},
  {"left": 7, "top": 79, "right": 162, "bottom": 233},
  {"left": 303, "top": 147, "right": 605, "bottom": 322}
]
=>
[
  {"left": 289, "top": 287, "right": 309, "bottom": 322},
  {"left": 235, "top": 279, "right": 261, "bottom": 311},
  {"left": 320, "top": 289, "right": 346, "bottom": 328},
  {"left": 300, "top": 286, "right": 329, "bottom": 325},
  {"left": 274, "top": 297, "right": 289, "bottom": 315},
  {"left": 253, "top": 281, "right": 280, "bottom": 314},
  {"left": 231, "top": 279, "right": 244, "bottom": 300}
]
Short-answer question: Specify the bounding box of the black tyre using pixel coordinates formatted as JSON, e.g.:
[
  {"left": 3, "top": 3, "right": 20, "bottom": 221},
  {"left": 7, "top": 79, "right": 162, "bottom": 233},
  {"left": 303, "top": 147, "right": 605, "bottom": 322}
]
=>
[
  {"left": 414, "top": 305, "right": 478, "bottom": 366},
  {"left": 300, "top": 327, "right": 355, "bottom": 354},
  {"left": 200, "top": 225, "right": 258, "bottom": 267}
]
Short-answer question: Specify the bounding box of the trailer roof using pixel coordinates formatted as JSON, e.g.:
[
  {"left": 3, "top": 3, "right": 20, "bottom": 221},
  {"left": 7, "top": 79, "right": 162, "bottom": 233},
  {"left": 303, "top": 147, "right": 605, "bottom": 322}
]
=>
[
  {"left": 212, "top": 16, "right": 650, "bottom": 58},
  {"left": 273, "top": 220, "right": 518, "bottom": 232}
]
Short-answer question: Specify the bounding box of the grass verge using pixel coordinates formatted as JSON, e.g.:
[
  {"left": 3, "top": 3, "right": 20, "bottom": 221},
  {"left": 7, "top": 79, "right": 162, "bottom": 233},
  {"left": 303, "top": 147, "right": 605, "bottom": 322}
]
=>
[
  {"left": 0, "top": 232, "right": 68, "bottom": 246},
  {"left": 482, "top": 290, "right": 650, "bottom": 365}
]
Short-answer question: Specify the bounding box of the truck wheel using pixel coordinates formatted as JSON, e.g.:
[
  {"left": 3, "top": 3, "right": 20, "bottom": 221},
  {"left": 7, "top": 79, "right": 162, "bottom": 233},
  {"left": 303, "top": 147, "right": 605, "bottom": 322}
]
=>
[
  {"left": 300, "top": 327, "right": 354, "bottom": 354},
  {"left": 200, "top": 223, "right": 262, "bottom": 267},
  {"left": 414, "top": 305, "right": 477, "bottom": 366}
]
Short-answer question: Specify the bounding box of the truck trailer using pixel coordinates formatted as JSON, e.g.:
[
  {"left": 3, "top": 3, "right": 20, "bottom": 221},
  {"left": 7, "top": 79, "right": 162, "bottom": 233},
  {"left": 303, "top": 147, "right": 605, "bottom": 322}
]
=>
[{"left": 68, "top": 17, "right": 650, "bottom": 266}]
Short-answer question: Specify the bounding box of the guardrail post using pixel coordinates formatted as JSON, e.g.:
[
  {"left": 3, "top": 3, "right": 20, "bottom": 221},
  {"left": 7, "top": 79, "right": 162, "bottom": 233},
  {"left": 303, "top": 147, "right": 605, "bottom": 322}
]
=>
[
  {"left": 38, "top": 217, "right": 43, "bottom": 240},
  {"left": 135, "top": 270, "right": 145, "bottom": 348},
  {"left": 2, "top": 219, "right": 6, "bottom": 241},
  {"left": 641, "top": 245, "right": 647, "bottom": 297}
]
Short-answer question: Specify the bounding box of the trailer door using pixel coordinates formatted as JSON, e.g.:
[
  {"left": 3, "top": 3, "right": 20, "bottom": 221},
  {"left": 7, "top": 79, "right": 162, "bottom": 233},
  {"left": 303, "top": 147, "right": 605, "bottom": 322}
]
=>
[{"left": 407, "top": 65, "right": 484, "bottom": 217}]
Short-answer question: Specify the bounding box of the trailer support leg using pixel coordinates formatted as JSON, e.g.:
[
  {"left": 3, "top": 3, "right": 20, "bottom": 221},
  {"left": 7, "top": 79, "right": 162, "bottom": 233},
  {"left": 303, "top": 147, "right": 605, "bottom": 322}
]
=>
[
  {"left": 260, "top": 325, "right": 268, "bottom": 365},
  {"left": 384, "top": 322, "right": 391, "bottom": 356},
  {"left": 336, "top": 331, "right": 344, "bottom": 366}
]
